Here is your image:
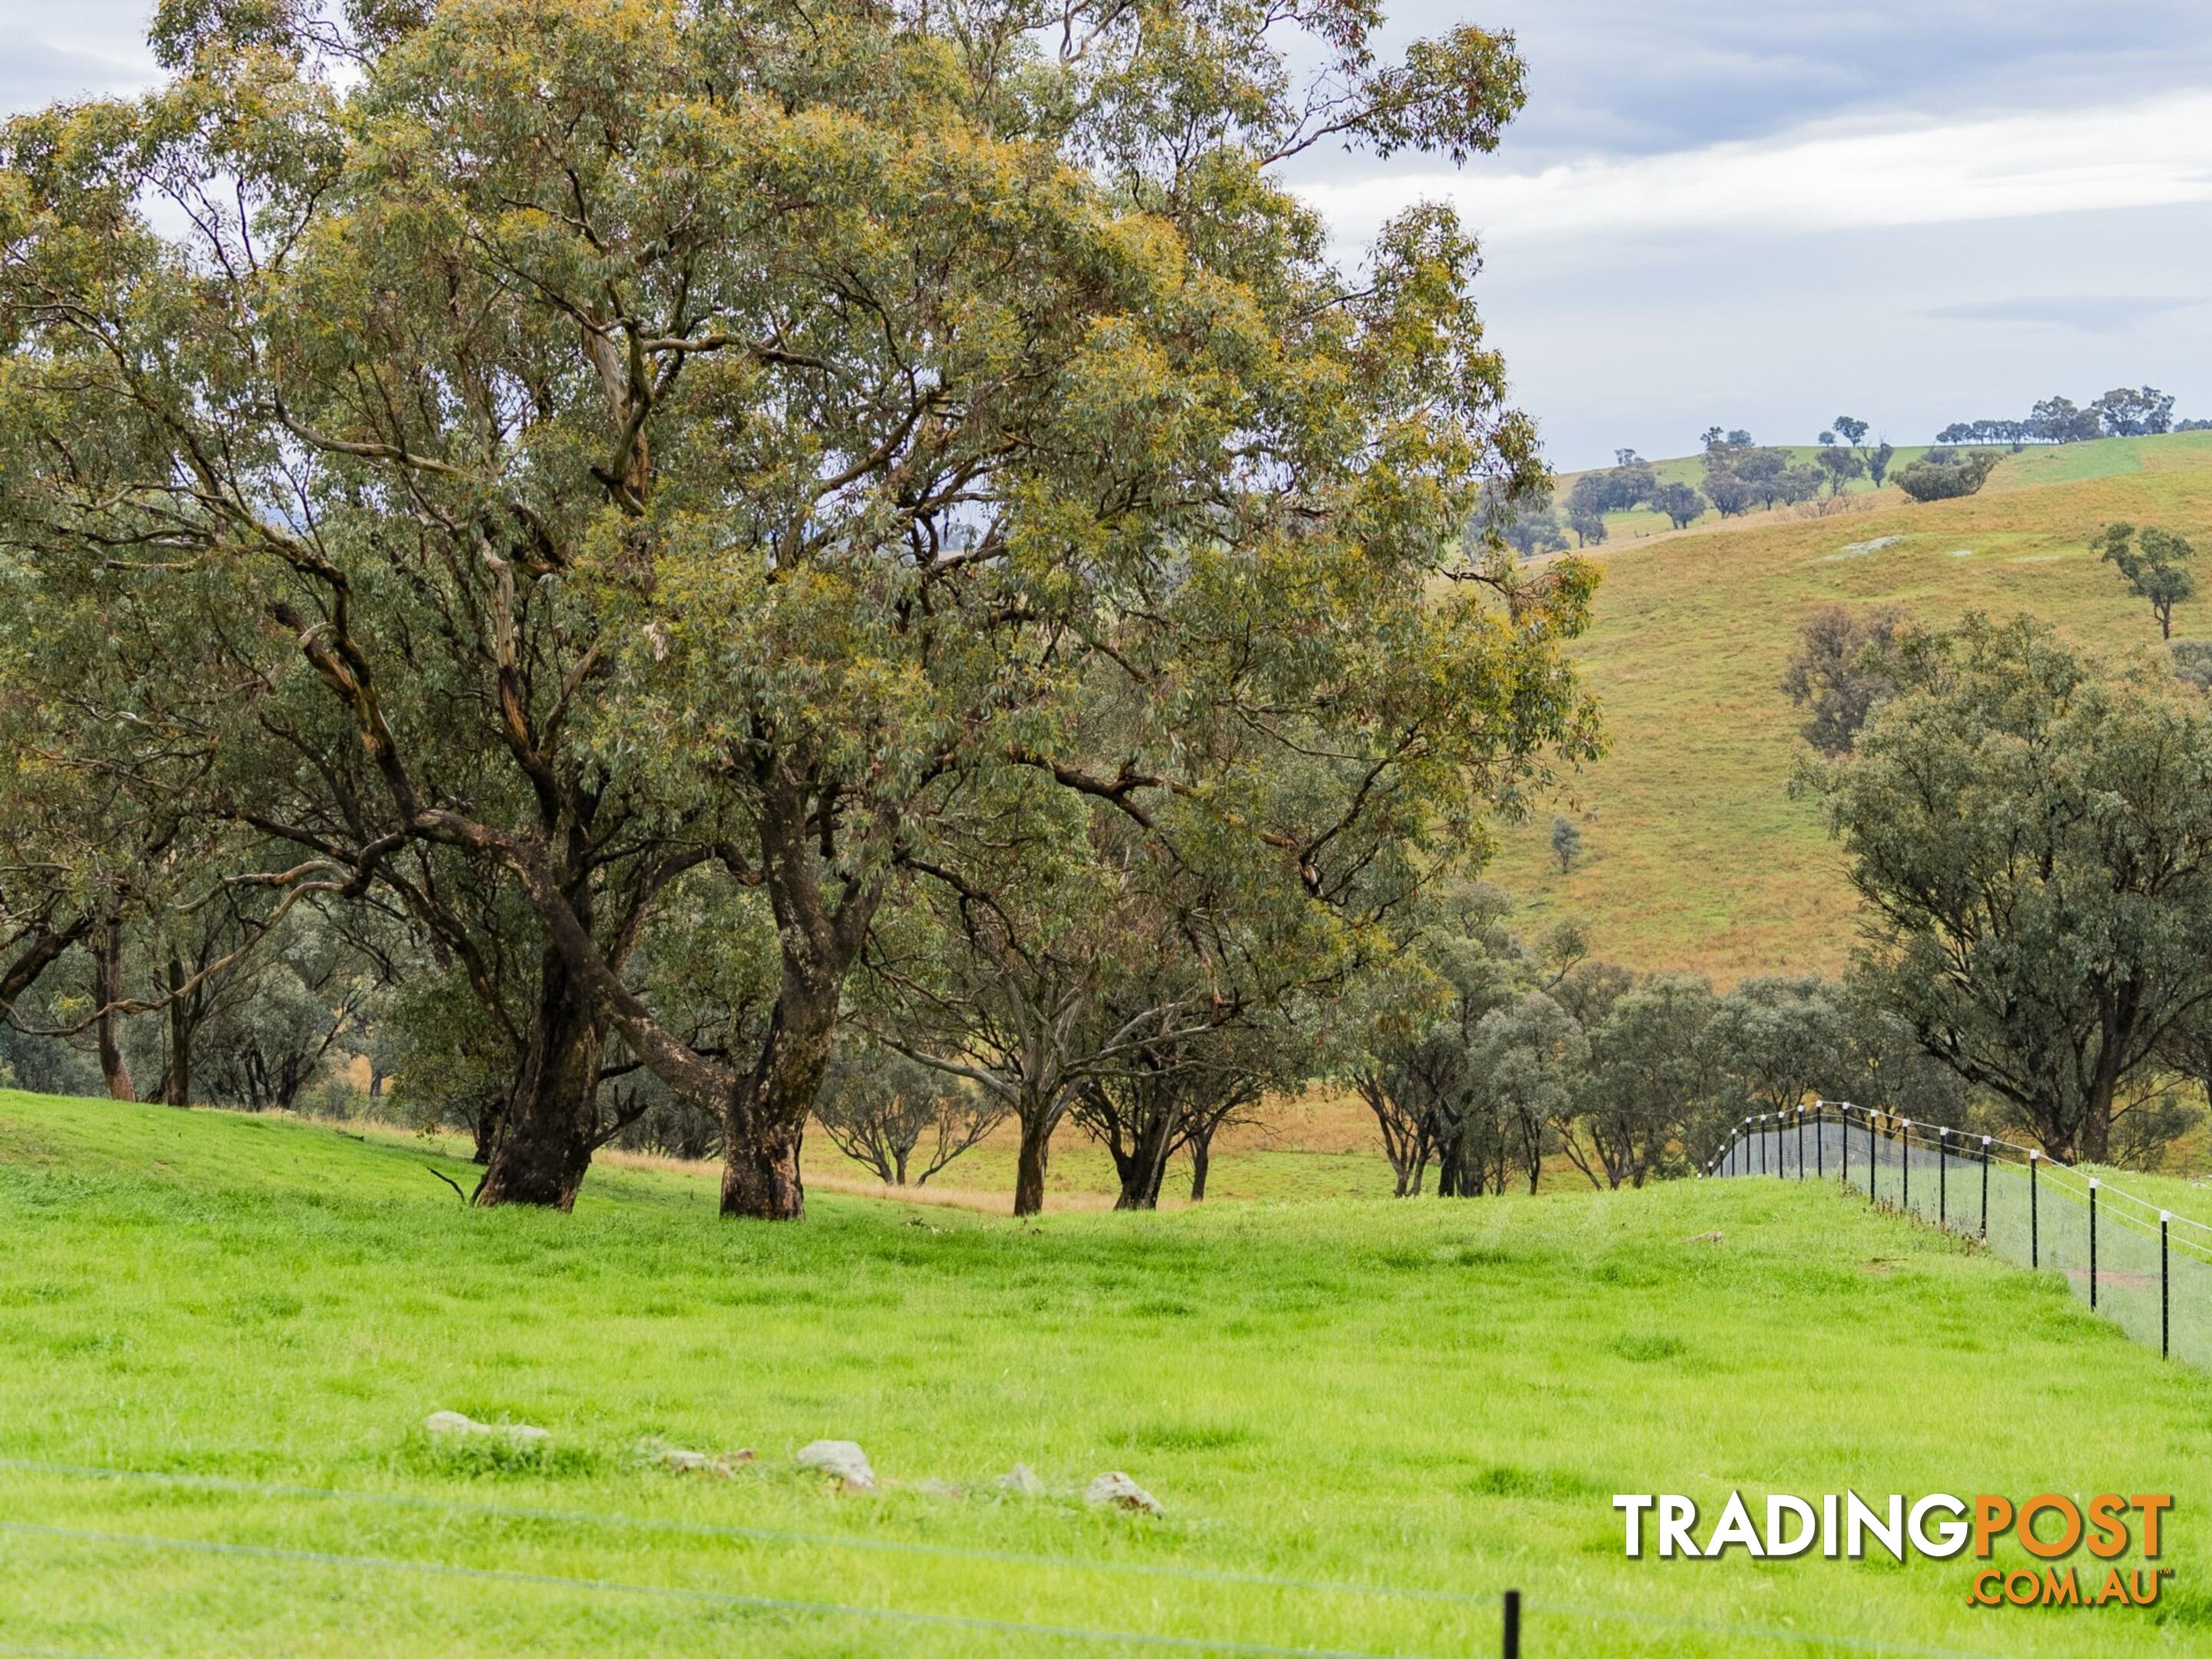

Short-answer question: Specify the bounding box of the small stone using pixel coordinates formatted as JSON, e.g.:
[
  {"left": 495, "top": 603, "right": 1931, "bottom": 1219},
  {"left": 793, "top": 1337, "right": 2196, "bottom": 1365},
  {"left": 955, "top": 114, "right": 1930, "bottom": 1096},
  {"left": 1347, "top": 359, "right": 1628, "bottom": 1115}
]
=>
[
  {"left": 653, "top": 1445, "right": 753, "bottom": 1477},
  {"left": 998, "top": 1462, "right": 1045, "bottom": 1495},
  {"left": 425, "top": 1410, "right": 549, "bottom": 1447},
  {"left": 1084, "top": 1471, "right": 1162, "bottom": 1515},
  {"left": 795, "top": 1439, "right": 876, "bottom": 1490}
]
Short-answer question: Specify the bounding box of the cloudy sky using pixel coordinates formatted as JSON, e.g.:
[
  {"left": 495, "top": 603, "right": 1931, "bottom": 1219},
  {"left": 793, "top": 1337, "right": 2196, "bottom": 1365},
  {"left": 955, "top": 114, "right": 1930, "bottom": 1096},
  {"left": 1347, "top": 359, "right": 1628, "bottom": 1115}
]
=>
[{"left": 5, "top": 2, "right": 2207, "bottom": 468}]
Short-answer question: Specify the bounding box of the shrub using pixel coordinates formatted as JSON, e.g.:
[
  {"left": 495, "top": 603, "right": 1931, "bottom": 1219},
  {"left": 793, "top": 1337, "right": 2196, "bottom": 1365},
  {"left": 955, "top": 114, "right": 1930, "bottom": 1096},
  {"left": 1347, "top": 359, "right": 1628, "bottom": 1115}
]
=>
[{"left": 1892, "top": 449, "right": 2000, "bottom": 502}]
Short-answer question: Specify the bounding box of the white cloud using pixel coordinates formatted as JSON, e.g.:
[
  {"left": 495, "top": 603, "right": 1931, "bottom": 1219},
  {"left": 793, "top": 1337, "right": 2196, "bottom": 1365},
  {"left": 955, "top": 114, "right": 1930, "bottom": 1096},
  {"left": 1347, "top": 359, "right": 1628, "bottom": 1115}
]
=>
[{"left": 1303, "top": 91, "right": 2212, "bottom": 245}]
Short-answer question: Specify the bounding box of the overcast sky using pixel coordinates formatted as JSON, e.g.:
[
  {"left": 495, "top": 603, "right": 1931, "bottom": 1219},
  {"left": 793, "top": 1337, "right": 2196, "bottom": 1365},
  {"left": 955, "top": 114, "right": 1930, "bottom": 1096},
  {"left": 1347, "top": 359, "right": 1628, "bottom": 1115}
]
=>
[{"left": 5, "top": 2, "right": 2207, "bottom": 469}]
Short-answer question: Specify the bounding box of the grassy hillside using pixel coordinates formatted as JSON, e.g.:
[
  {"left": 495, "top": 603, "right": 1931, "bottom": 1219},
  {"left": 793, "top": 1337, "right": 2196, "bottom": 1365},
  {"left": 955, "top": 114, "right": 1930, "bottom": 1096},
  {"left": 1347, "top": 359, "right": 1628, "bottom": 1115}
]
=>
[
  {"left": 1492, "top": 433, "right": 2212, "bottom": 979},
  {"left": 2, "top": 1089, "right": 2208, "bottom": 1656}
]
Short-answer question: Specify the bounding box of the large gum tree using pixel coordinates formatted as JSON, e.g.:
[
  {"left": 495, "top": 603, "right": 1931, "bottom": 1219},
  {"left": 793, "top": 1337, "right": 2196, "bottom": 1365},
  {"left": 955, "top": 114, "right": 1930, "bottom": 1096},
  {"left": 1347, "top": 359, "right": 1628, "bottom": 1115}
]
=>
[{"left": 0, "top": 0, "right": 1597, "bottom": 1216}]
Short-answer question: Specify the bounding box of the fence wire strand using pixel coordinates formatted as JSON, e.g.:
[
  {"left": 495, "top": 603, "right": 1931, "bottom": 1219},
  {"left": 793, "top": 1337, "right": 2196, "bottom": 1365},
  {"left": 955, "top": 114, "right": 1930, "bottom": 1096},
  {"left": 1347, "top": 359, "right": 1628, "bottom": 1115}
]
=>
[{"left": 0, "top": 1513, "right": 2015, "bottom": 1659}]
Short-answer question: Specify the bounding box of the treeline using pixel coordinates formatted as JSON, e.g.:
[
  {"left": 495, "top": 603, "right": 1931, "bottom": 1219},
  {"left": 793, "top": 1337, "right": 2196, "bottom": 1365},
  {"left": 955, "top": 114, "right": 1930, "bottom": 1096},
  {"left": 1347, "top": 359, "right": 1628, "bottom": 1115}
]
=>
[
  {"left": 1936, "top": 386, "right": 2193, "bottom": 447},
  {"left": 0, "top": 0, "right": 1604, "bottom": 1218},
  {"left": 1698, "top": 421, "right": 1892, "bottom": 517},
  {"left": 1351, "top": 892, "right": 1962, "bottom": 1196},
  {"left": 1498, "top": 418, "right": 1896, "bottom": 551}
]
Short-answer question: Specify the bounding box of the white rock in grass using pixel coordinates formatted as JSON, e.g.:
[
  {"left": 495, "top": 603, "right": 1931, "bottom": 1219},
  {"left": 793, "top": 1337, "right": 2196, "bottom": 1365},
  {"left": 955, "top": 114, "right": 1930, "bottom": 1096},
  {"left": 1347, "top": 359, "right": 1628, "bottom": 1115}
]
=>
[
  {"left": 795, "top": 1439, "right": 876, "bottom": 1490},
  {"left": 1084, "top": 1471, "right": 1162, "bottom": 1515},
  {"left": 425, "top": 1410, "right": 549, "bottom": 1447},
  {"left": 997, "top": 1462, "right": 1045, "bottom": 1495}
]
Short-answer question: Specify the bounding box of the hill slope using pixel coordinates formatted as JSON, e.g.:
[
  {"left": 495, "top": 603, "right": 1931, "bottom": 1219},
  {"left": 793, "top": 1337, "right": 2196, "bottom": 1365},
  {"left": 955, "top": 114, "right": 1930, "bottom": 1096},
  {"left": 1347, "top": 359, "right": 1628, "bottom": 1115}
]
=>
[
  {"left": 1, "top": 1089, "right": 2207, "bottom": 1656},
  {"left": 1493, "top": 433, "right": 2212, "bottom": 978}
]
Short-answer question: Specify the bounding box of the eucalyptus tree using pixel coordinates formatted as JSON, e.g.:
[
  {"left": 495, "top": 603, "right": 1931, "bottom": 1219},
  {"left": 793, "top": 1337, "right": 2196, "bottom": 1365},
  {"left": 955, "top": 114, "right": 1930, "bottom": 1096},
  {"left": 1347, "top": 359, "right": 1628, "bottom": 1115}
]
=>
[
  {"left": 2097, "top": 524, "right": 2196, "bottom": 641},
  {"left": 0, "top": 0, "right": 1595, "bottom": 1216},
  {"left": 1818, "top": 615, "right": 2212, "bottom": 1162},
  {"left": 814, "top": 1040, "right": 1004, "bottom": 1188},
  {"left": 864, "top": 791, "right": 1268, "bottom": 1217},
  {"left": 1346, "top": 880, "right": 1532, "bottom": 1197},
  {"left": 1565, "top": 973, "right": 1719, "bottom": 1189}
]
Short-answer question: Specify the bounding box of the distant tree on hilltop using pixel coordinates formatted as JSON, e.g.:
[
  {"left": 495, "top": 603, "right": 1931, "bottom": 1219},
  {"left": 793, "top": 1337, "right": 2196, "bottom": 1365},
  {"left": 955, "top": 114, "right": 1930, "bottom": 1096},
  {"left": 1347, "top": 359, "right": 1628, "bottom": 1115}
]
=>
[
  {"left": 1701, "top": 435, "right": 1817, "bottom": 512},
  {"left": 2091, "top": 386, "right": 2177, "bottom": 438},
  {"left": 1892, "top": 448, "right": 2000, "bottom": 502},
  {"left": 1653, "top": 481, "right": 1706, "bottom": 528},
  {"left": 1565, "top": 473, "right": 1611, "bottom": 545},
  {"left": 1815, "top": 445, "right": 1866, "bottom": 496}
]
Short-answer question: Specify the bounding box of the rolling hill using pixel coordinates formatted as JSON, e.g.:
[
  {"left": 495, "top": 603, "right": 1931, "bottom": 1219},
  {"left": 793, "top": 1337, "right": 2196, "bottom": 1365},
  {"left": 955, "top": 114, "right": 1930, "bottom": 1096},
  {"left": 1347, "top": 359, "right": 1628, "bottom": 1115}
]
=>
[{"left": 1492, "top": 432, "right": 2212, "bottom": 979}]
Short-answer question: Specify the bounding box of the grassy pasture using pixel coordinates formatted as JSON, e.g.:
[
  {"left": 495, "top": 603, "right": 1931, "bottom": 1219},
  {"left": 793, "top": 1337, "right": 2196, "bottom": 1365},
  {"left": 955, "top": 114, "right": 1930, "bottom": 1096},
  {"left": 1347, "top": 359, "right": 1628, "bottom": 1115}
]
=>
[
  {"left": 2, "top": 1089, "right": 2207, "bottom": 1657},
  {"left": 1492, "top": 435, "right": 2212, "bottom": 979}
]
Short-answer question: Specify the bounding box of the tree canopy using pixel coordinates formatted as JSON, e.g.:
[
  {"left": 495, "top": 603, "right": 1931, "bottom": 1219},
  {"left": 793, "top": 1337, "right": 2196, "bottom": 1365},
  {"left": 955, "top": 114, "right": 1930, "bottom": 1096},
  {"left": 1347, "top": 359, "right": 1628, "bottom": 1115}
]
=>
[
  {"left": 1816, "top": 615, "right": 2212, "bottom": 1162},
  {"left": 0, "top": 0, "right": 1598, "bottom": 1216}
]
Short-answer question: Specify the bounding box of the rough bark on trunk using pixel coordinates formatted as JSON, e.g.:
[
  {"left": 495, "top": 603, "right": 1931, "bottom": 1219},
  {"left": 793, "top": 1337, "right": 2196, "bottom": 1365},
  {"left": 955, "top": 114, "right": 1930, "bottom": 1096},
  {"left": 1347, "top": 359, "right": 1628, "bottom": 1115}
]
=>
[
  {"left": 93, "top": 919, "right": 134, "bottom": 1102},
  {"left": 2071, "top": 1028, "right": 2127, "bottom": 1164},
  {"left": 474, "top": 948, "right": 604, "bottom": 1210},
  {"left": 1014, "top": 1111, "right": 1051, "bottom": 1217},
  {"left": 721, "top": 1087, "right": 808, "bottom": 1220},
  {"left": 1108, "top": 1113, "right": 1176, "bottom": 1210},
  {"left": 164, "top": 954, "right": 190, "bottom": 1108},
  {"left": 1188, "top": 1138, "right": 1210, "bottom": 1201},
  {"left": 717, "top": 969, "right": 841, "bottom": 1220}
]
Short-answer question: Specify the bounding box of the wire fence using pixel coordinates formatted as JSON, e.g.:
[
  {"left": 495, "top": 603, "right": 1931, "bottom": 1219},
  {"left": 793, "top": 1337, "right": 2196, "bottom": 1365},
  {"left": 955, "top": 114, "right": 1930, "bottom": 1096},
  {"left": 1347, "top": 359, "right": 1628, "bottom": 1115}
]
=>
[{"left": 1702, "top": 1101, "right": 2212, "bottom": 1367}]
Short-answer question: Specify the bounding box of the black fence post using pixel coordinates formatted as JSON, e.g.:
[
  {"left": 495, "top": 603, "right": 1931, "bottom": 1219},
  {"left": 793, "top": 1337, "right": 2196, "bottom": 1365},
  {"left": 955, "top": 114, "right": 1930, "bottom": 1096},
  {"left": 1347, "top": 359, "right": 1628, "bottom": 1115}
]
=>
[
  {"left": 1797, "top": 1108, "right": 1805, "bottom": 1179},
  {"left": 2030, "top": 1151, "right": 2039, "bottom": 1270},
  {"left": 1841, "top": 1105, "right": 1848, "bottom": 1185},
  {"left": 1502, "top": 1588, "right": 1521, "bottom": 1659},
  {"left": 2088, "top": 1178, "right": 2099, "bottom": 1311},
  {"left": 1868, "top": 1111, "right": 1877, "bottom": 1204},
  {"left": 2161, "top": 1213, "right": 2171, "bottom": 1360},
  {"left": 1816, "top": 1104, "right": 1825, "bottom": 1181},
  {"left": 1902, "top": 1120, "right": 1912, "bottom": 1214},
  {"left": 1980, "top": 1137, "right": 1990, "bottom": 1238}
]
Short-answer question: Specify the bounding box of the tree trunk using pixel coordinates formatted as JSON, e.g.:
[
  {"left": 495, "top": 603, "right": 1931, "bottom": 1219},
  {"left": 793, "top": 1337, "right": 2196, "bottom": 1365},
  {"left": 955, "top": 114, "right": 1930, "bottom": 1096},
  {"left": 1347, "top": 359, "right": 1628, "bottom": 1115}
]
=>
[
  {"left": 471, "top": 1094, "right": 505, "bottom": 1165},
  {"left": 474, "top": 948, "right": 604, "bottom": 1209},
  {"left": 1109, "top": 1111, "right": 1176, "bottom": 1210},
  {"left": 2078, "top": 1071, "right": 2118, "bottom": 1164},
  {"left": 721, "top": 1085, "right": 808, "bottom": 1220},
  {"left": 1014, "top": 1111, "right": 1051, "bottom": 1217},
  {"left": 718, "top": 972, "right": 842, "bottom": 1219},
  {"left": 93, "top": 919, "right": 134, "bottom": 1102},
  {"left": 1188, "top": 1138, "right": 1210, "bottom": 1201},
  {"left": 164, "top": 954, "right": 190, "bottom": 1108}
]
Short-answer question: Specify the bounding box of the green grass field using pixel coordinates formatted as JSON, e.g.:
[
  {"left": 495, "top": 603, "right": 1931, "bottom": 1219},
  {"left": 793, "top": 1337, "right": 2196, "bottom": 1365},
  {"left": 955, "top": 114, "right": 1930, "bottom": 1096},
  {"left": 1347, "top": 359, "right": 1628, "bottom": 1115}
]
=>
[
  {"left": 3, "top": 1089, "right": 2207, "bottom": 1657},
  {"left": 1495, "top": 434, "right": 2212, "bottom": 979}
]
